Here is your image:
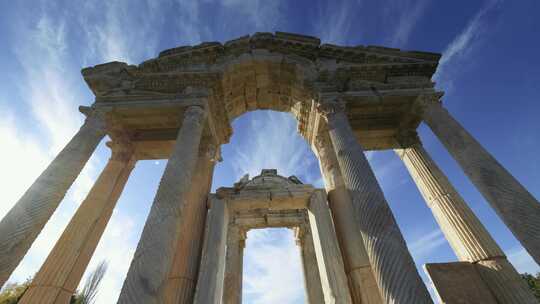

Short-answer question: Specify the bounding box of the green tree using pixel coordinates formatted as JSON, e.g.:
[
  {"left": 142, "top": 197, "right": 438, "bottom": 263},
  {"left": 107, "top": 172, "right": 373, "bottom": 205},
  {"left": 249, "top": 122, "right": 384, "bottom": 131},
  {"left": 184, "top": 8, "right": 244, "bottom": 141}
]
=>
[
  {"left": 0, "top": 261, "right": 108, "bottom": 304},
  {"left": 522, "top": 272, "right": 540, "bottom": 300},
  {"left": 0, "top": 278, "right": 31, "bottom": 304}
]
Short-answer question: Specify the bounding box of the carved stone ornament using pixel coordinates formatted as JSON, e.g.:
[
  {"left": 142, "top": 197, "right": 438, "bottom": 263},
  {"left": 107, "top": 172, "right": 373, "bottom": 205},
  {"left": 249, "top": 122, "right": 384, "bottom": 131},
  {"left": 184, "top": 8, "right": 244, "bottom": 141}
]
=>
[
  {"left": 315, "top": 98, "right": 346, "bottom": 121},
  {"left": 395, "top": 130, "right": 421, "bottom": 149},
  {"left": 413, "top": 93, "right": 443, "bottom": 116},
  {"left": 79, "top": 106, "right": 108, "bottom": 134},
  {"left": 107, "top": 139, "right": 136, "bottom": 163}
]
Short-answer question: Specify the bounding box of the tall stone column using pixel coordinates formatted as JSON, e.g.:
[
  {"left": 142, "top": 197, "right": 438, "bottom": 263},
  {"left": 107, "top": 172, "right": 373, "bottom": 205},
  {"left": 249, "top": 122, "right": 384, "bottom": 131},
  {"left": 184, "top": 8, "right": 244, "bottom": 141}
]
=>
[
  {"left": 163, "top": 141, "right": 217, "bottom": 304},
  {"left": 307, "top": 191, "right": 352, "bottom": 304},
  {"left": 20, "top": 139, "right": 136, "bottom": 304},
  {"left": 319, "top": 98, "right": 433, "bottom": 303},
  {"left": 314, "top": 132, "right": 382, "bottom": 304},
  {"left": 295, "top": 225, "right": 324, "bottom": 304},
  {"left": 420, "top": 95, "right": 540, "bottom": 264},
  {"left": 193, "top": 196, "right": 229, "bottom": 304},
  {"left": 117, "top": 106, "right": 207, "bottom": 304},
  {"left": 396, "top": 142, "right": 537, "bottom": 303},
  {"left": 0, "top": 106, "right": 106, "bottom": 288},
  {"left": 221, "top": 225, "right": 246, "bottom": 304}
]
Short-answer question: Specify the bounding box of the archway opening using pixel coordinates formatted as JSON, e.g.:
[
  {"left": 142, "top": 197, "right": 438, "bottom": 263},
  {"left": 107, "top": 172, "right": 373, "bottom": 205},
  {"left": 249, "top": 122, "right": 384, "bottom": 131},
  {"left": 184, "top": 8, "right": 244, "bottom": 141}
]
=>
[
  {"left": 211, "top": 110, "right": 323, "bottom": 303},
  {"left": 211, "top": 109, "right": 324, "bottom": 192},
  {"left": 242, "top": 228, "right": 305, "bottom": 303}
]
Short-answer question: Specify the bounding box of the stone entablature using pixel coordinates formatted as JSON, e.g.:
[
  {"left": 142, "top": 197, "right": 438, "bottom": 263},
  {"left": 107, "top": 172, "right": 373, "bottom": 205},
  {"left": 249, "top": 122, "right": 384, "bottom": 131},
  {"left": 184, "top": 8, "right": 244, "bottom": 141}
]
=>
[{"left": 81, "top": 31, "right": 441, "bottom": 152}]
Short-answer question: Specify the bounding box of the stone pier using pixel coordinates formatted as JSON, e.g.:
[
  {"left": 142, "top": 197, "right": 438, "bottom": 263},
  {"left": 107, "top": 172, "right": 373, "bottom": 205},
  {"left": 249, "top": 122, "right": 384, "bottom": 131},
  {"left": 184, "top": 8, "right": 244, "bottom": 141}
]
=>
[{"left": 296, "top": 225, "right": 325, "bottom": 304}]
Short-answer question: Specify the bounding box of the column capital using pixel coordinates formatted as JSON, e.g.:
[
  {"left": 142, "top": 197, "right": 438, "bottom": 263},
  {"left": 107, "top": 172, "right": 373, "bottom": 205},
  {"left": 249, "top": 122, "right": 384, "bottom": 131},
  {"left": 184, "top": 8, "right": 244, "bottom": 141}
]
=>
[
  {"left": 182, "top": 105, "right": 207, "bottom": 123},
  {"left": 394, "top": 130, "right": 421, "bottom": 152},
  {"left": 413, "top": 92, "right": 444, "bottom": 116},
  {"left": 79, "top": 106, "right": 108, "bottom": 134},
  {"left": 199, "top": 139, "right": 222, "bottom": 163},
  {"left": 316, "top": 98, "right": 347, "bottom": 120},
  {"left": 106, "top": 140, "right": 135, "bottom": 164}
]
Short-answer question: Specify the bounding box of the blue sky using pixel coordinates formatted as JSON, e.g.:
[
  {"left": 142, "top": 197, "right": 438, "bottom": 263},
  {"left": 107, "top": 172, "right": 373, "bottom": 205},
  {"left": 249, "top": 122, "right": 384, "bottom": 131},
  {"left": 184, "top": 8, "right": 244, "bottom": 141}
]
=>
[{"left": 1, "top": 0, "right": 539, "bottom": 303}]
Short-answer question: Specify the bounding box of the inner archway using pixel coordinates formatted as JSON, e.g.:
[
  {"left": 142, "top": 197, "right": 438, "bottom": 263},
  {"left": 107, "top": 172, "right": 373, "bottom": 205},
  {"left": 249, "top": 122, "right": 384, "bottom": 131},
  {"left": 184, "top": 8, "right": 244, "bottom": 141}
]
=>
[{"left": 242, "top": 228, "right": 305, "bottom": 303}]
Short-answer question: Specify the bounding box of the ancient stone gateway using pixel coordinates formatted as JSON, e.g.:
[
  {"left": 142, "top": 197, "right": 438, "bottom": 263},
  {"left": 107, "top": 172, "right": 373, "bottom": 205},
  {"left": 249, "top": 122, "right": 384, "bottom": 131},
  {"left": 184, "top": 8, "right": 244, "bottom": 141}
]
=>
[{"left": 0, "top": 32, "right": 538, "bottom": 303}]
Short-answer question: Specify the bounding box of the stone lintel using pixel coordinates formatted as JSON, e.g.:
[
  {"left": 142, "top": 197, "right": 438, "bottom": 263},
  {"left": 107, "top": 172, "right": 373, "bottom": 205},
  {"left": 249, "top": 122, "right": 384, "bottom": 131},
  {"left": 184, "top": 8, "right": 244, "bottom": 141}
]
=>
[{"left": 233, "top": 210, "right": 306, "bottom": 229}]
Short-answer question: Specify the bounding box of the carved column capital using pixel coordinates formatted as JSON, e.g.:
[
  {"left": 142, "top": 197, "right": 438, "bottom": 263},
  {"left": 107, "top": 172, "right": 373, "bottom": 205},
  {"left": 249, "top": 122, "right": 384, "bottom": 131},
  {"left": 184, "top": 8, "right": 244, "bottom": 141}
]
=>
[
  {"left": 394, "top": 130, "right": 421, "bottom": 151},
  {"left": 79, "top": 106, "right": 109, "bottom": 135},
  {"left": 182, "top": 105, "right": 207, "bottom": 124},
  {"left": 199, "top": 139, "right": 222, "bottom": 162},
  {"left": 106, "top": 140, "right": 135, "bottom": 164},
  {"left": 316, "top": 98, "right": 347, "bottom": 121},
  {"left": 413, "top": 93, "right": 444, "bottom": 117}
]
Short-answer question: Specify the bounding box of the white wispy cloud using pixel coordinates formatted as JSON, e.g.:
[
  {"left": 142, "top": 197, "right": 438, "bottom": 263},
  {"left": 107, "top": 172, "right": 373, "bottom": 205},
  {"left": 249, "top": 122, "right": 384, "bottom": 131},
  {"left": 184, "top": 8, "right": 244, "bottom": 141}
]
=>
[
  {"left": 1, "top": 5, "right": 103, "bottom": 286},
  {"left": 217, "top": 0, "right": 284, "bottom": 30},
  {"left": 229, "top": 111, "right": 321, "bottom": 185},
  {"left": 243, "top": 228, "right": 305, "bottom": 304},
  {"left": 80, "top": 0, "right": 167, "bottom": 64},
  {"left": 507, "top": 246, "right": 540, "bottom": 274},
  {"left": 408, "top": 229, "right": 447, "bottom": 260},
  {"left": 386, "top": 0, "right": 430, "bottom": 47},
  {"left": 434, "top": 0, "right": 501, "bottom": 89},
  {"left": 315, "top": 0, "right": 356, "bottom": 44}
]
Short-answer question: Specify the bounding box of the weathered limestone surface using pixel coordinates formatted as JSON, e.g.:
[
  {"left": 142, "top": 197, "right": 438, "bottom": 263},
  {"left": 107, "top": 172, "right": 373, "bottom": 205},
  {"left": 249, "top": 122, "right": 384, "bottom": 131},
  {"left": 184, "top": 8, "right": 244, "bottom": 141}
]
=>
[
  {"left": 222, "top": 224, "right": 245, "bottom": 304},
  {"left": 163, "top": 142, "right": 216, "bottom": 304},
  {"left": 475, "top": 258, "right": 539, "bottom": 304},
  {"left": 397, "top": 143, "right": 538, "bottom": 303},
  {"left": 0, "top": 108, "right": 106, "bottom": 288},
  {"left": 193, "top": 196, "right": 229, "bottom": 304},
  {"left": 308, "top": 190, "right": 352, "bottom": 304},
  {"left": 296, "top": 225, "right": 325, "bottom": 304},
  {"left": 421, "top": 96, "right": 540, "bottom": 265},
  {"left": 314, "top": 132, "right": 382, "bottom": 304},
  {"left": 425, "top": 262, "right": 498, "bottom": 304},
  {"left": 117, "top": 106, "right": 206, "bottom": 304},
  {"left": 20, "top": 141, "right": 135, "bottom": 304},
  {"left": 322, "top": 100, "right": 433, "bottom": 304}
]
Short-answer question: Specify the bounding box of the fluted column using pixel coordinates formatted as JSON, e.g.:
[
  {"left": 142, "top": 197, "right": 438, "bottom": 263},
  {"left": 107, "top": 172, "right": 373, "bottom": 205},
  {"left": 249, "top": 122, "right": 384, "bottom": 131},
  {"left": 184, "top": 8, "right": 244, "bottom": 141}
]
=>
[
  {"left": 307, "top": 190, "right": 352, "bottom": 303},
  {"left": 0, "top": 106, "right": 106, "bottom": 288},
  {"left": 20, "top": 139, "right": 136, "bottom": 304},
  {"left": 314, "top": 132, "right": 382, "bottom": 304},
  {"left": 222, "top": 225, "right": 246, "bottom": 304},
  {"left": 420, "top": 95, "right": 540, "bottom": 264},
  {"left": 193, "top": 196, "right": 229, "bottom": 304},
  {"left": 163, "top": 141, "right": 217, "bottom": 304},
  {"left": 319, "top": 98, "right": 433, "bottom": 303},
  {"left": 396, "top": 142, "right": 537, "bottom": 303},
  {"left": 117, "top": 106, "right": 207, "bottom": 304},
  {"left": 295, "top": 225, "right": 324, "bottom": 304}
]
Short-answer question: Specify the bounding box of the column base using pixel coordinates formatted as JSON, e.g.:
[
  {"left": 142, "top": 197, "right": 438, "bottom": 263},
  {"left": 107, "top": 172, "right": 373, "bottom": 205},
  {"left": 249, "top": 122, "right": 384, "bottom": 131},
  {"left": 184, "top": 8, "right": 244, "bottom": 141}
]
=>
[
  {"left": 476, "top": 258, "right": 538, "bottom": 304},
  {"left": 19, "top": 285, "right": 73, "bottom": 304}
]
